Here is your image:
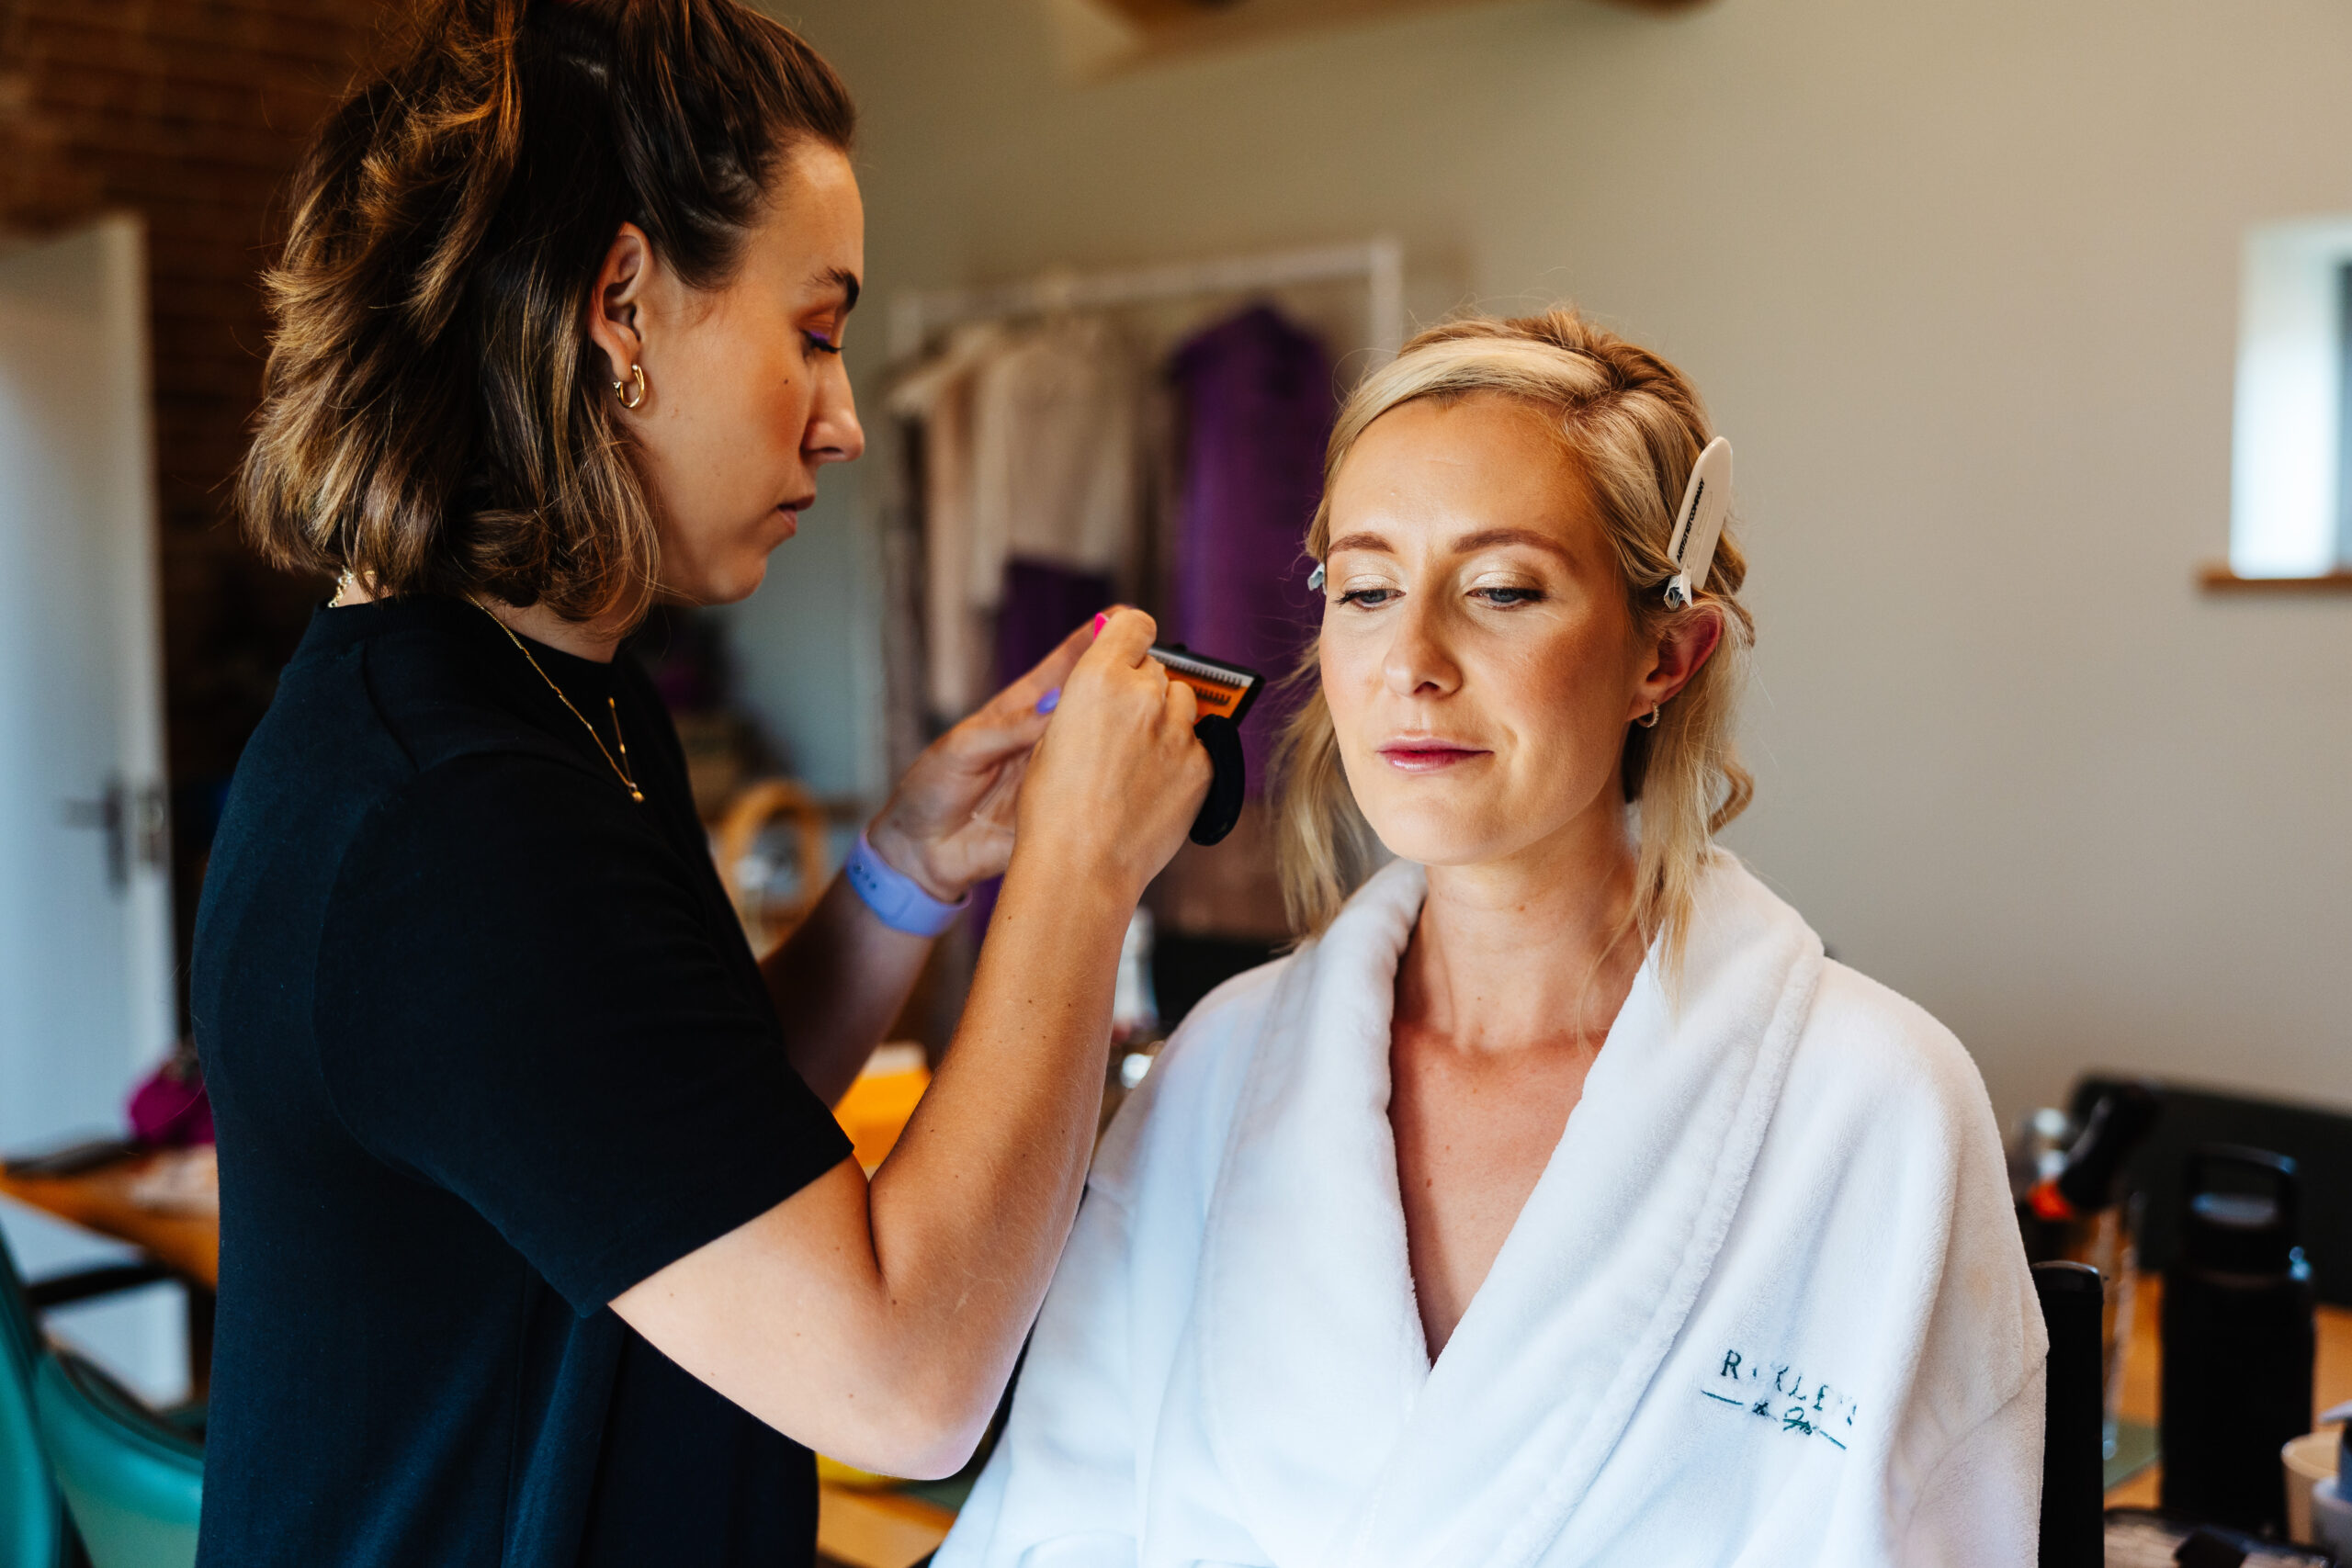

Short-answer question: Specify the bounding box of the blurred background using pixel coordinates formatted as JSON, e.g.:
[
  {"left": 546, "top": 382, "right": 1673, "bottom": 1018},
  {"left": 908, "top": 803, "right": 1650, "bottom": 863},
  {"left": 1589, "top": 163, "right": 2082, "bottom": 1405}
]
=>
[
  {"left": 1, "top": 0, "right": 2349, "bottom": 1500},
  {"left": 744, "top": 0, "right": 2352, "bottom": 1133}
]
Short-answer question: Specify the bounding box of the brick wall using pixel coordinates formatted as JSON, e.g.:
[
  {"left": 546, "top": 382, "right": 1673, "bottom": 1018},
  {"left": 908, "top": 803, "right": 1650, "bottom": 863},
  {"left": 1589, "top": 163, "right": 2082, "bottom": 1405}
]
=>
[{"left": 0, "top": 0, "right": 391, "bottom": 982}]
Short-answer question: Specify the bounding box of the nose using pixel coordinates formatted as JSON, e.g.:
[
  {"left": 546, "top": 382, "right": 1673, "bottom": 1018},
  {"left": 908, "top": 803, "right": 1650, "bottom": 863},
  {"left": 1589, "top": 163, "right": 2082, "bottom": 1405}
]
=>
[
  {"left": 1381, "top": 591, "right": 1461, "bottom": 701},
  {"left": 803, "top": 354, "right": 865, "bottom": 468}
]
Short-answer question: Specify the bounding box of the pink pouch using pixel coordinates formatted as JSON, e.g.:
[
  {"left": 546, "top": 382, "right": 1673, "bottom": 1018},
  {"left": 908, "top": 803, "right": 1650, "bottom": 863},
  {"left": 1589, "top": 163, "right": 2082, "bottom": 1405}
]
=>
[{"left": 127, "top": 1043, "right": 214, "bottom": 1147}]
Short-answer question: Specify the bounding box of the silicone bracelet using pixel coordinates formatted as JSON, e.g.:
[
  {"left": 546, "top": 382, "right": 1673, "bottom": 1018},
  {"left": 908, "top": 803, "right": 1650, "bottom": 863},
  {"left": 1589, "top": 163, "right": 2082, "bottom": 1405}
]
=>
[{"left": 844, "top": 829, "right": 969, "bottom": 937}]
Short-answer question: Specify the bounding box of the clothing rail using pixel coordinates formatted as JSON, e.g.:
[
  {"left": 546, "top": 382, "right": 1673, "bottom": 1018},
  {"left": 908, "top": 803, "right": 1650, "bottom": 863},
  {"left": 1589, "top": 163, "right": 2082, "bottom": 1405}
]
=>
[{"left": 887, "top": 236, "right": 1406, "bottom": 364}]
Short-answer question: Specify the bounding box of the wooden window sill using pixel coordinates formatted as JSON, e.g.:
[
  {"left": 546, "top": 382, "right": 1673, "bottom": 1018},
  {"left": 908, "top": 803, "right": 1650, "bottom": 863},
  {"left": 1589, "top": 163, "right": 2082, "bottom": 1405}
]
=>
[{"left": 2199, "top": 564, "right": 2352, "bottom": 592}]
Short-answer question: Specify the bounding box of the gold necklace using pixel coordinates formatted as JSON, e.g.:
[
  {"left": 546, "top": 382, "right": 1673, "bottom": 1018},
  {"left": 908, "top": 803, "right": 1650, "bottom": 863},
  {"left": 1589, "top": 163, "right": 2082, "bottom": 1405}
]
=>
[{"left": 471, "top": 600, "right": 645, "bottom": 805}]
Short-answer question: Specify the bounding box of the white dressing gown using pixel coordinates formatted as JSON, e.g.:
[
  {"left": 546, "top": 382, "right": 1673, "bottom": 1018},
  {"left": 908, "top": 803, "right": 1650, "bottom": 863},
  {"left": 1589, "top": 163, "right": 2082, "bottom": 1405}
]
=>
[{"left": 937, "top": 854, "right": 2045, "bottom": 1568}]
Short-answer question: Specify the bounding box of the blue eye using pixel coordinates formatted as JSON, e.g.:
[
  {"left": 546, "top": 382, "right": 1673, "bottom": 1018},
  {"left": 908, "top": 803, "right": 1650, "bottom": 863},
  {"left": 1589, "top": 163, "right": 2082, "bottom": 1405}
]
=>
[
  {"left": 1338, "top": 588, "right": 1396, "bottom": 608},
  {"left": 1474, "top": 586, "right": 1544, "bottom": 607}
]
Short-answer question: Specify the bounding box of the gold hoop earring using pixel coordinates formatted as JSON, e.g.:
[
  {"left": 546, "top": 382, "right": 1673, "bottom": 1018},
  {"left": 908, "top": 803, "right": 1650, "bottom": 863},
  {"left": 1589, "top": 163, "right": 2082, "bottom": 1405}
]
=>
[
  {"left": 613, "top": 363, "right": 647, "bottom": 411},
  {"left": 1635, "top": 704, "right": 1662, "bottom": 728}
]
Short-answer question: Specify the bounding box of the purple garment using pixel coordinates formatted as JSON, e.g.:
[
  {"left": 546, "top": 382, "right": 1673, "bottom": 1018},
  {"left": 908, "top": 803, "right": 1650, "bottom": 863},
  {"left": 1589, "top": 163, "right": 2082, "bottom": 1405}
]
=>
[
  {"left": 1168, "top": 307, "right": 1334, "bottom": 790},
  {"left": 972, "top": 559, "right": 1111, "bottom": 948},
  {"left": 996, "top": 558, "right": 1113, "bottom": 691}
]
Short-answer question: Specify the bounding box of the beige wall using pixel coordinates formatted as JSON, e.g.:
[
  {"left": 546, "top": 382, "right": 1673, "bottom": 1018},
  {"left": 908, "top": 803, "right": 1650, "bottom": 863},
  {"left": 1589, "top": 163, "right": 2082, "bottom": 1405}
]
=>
[{"left": 732, "top": 0, "right": 2352, "bottom": 1123}]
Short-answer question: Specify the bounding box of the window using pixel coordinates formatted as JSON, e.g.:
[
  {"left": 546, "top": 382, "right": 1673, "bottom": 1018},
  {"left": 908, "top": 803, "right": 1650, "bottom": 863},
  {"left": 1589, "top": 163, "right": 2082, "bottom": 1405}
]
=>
[{"left": 2222, "top": 218, "right": 2352, "bottom": 585}]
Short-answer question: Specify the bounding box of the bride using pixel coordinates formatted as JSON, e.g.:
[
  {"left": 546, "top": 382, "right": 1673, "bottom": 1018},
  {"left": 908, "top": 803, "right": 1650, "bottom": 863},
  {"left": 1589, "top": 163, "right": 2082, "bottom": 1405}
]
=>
[{"left": 937, "top": 310, "right": 2042, "bottom": 1568}]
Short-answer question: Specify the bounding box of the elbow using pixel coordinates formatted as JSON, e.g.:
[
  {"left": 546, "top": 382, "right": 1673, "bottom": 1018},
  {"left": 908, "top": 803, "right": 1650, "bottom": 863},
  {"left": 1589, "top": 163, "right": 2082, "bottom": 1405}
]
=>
[{"left": 827, "top": 1369, "right": 1001, "bottom": 1482}]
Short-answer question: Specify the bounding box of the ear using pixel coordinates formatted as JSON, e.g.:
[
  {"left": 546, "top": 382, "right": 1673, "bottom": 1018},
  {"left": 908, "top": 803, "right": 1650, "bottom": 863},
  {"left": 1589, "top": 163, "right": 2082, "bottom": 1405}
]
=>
[
  {"left": 584, "top": 222, "right": 652, "bottom": 393},
  {"left": 1630, "top": 604, "right": 1724, "bottom": 721}
]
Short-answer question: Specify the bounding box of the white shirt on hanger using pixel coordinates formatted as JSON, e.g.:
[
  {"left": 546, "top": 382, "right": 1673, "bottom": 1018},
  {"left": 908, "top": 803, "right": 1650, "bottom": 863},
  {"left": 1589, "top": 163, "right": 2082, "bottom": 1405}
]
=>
[{"left": 967, "top": 315, "right": 1141, "bottom": 609}]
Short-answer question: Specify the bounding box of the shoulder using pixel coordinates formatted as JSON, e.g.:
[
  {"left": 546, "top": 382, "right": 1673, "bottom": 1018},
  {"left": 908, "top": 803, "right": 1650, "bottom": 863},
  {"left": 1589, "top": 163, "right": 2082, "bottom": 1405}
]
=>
[
  {"left": 1767, "top": 961, "right": 2031, "bottom": 1347},
  {"left": 202, "top": 616, "right": 604, "bottom": 937},
  {"left": 354, "top": 623, "right": 590, "bottom": 782},
  {"left": 1783, "top": 960, "right": 1995, "bottom": 1146},
  {"left": 331, "top": 751, "right": 669, "bottom": 932},
  {"left": 1091, "top": 954, "right": 1294, "bottom": 1203},
  {"left": 1757, "top": 955, "right": 2017, "bottom": 1270}
]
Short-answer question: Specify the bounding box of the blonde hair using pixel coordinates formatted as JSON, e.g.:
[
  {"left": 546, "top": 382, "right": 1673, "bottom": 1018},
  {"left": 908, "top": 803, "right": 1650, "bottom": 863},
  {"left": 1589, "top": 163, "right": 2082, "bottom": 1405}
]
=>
[{"left": 1273, "top": 308, "right": 1755, "bottom": 979}]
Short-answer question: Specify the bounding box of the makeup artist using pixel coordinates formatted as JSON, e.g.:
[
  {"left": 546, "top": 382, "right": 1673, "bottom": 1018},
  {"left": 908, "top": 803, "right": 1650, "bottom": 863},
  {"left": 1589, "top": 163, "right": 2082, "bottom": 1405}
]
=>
[{"left": 187, "top": 3, "right": 1209, "bottom": 1564}]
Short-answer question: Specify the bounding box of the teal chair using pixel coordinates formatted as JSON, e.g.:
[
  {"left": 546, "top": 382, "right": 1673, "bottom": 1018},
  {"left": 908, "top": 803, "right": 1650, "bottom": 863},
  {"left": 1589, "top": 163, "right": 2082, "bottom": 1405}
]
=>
[
  {"left": 0, "top": 1224, "right": 201, "bottom": 1568},
  {"left": 33, "top": 1353, "right": 199, "bottom": 1568},
  {"left": 0, "top": 1225, "right": 69, "bottom": 1568}
]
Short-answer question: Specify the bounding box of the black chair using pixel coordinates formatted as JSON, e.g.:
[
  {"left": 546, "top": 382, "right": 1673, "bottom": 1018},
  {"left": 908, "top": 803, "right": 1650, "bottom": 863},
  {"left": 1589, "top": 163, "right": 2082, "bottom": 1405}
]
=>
[{"left": 2035, "top": 1260, "right": 2106, "bottom": 1568}]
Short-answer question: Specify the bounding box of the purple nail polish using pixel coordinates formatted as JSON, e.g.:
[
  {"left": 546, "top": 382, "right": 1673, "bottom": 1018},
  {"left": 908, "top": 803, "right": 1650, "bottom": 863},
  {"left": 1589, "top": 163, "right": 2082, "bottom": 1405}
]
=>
[{"left": 1035, "top": 687, "right": 1061, "bottom": 715}]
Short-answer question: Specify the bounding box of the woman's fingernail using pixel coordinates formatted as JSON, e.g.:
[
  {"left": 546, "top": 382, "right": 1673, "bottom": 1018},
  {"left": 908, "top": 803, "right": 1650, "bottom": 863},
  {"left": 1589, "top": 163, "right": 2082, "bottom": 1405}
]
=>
[
  {"left": 1035, "top": 687, "right": 1060, "bottom": 715},
  {"left": 1091, "top": 612, "right": 1106, "bottom": 637}
]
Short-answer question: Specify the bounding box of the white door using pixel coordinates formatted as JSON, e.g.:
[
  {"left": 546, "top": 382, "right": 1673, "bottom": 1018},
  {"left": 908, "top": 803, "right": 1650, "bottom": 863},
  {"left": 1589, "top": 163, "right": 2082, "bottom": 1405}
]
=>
[{"left": 0, "top": 215, "right": 184, "bottom": 1400}]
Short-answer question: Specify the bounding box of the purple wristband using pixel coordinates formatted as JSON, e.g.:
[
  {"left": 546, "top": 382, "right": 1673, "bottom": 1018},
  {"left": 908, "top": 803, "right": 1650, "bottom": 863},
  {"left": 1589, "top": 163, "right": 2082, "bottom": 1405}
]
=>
[{"left": 844, "top": 830, "right": 969, "bottom": 937}]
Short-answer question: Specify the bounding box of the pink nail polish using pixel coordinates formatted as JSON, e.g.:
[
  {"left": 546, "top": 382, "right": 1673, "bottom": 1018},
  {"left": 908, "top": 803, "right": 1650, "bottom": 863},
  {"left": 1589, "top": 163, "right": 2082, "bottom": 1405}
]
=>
[{"left": 1091, "top": 613, "right": 1106, "bottom": 638}]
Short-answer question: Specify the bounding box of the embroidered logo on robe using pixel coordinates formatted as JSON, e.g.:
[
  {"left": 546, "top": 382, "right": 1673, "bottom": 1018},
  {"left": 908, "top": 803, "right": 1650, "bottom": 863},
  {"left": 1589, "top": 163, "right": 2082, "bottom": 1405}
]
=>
[{"left": 1699, "top": 1348, "right": 1856, "bottom": 1450}]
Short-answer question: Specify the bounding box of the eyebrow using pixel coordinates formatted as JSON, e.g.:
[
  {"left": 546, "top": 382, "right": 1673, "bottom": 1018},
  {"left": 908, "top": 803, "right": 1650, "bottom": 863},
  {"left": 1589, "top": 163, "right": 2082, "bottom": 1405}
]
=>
[
  {"left": 1449, "top": 526, "right": 1573, "bottom": 561},
  {"left": 816, "top": 266, "right": 861, "bottom": 312},
  {"left": 1325, "top": 526, "right": 1573, "bottom": 561}
]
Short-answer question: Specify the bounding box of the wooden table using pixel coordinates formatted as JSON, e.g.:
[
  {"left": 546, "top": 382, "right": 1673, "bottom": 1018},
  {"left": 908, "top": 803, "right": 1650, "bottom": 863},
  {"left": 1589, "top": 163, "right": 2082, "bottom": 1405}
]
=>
[
  {"left": 0, "top": 1153, "right": 219, "bottom": 1289},
  {"left": 816, "top": 1485, "right": 955, "bottom": 1568},
  {"left": 2106, "top": 1272, "right": 2352, "bottom": 1506}
]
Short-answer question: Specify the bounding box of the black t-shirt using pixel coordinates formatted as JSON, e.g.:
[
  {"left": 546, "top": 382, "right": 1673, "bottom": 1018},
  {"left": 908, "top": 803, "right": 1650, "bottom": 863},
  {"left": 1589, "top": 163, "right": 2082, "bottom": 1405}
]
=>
[{"left": 190, "top": 595, "right": 853, "bottom": 1567}]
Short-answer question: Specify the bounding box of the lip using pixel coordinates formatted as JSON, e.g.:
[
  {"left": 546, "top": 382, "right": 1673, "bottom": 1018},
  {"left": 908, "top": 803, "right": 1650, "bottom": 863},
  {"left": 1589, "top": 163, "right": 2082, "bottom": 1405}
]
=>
[
  {"left": 1376, "top": 739, "right": 1490, "bottom": 773},
  {"left": 772, "top": 496, "right": 815, "bottom": 537}
]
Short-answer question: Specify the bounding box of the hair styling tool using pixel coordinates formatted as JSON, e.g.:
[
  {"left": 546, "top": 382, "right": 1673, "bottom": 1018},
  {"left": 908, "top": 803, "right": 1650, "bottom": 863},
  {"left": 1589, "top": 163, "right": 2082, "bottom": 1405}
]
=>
[
  {"left": 1664, "top": 435, "right": 1735, "bottom": 610},
  {"left": 1150, "top": 644, "right": 1260, "bottom": 846}
]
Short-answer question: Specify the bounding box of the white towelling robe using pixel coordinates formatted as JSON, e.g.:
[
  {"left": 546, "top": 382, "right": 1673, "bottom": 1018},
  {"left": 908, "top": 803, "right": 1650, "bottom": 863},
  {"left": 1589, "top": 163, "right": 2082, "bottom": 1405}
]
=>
[{"left": 937, "top": 855, "right": 2045, "bottom": 1568}]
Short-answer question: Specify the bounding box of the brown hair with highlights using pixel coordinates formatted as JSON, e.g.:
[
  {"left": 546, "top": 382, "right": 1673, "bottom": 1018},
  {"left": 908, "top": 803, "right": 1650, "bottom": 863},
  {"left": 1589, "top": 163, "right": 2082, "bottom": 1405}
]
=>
[{"left": 238, "top": 0, "right": 854, "bottom": 621}]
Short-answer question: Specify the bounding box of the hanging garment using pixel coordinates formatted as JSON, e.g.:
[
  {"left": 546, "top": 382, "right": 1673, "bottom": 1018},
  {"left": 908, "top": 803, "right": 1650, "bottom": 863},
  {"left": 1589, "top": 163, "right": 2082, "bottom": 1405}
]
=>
[
  {"left": 889, "top": 322, "right": 1012, "bottom": 720},
  {"left": 936, "top": 853, "right": 2045, "bottom": 1568},
  {"left": 968, "top": 315, "right": 1142, "bottom": 611},
  {"left": 995, "top": 558, "right": 1113, "bottom": 692},
  {"left": 1167, "top": 306, "right": 1333, "bottom": 786}
]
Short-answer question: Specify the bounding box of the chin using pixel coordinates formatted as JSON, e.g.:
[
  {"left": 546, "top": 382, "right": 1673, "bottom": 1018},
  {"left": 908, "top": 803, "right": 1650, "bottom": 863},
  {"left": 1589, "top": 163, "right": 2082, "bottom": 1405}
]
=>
[
  {"left": 724, "top": 557, "right": 771, "bottom": 602},
  {"left": 1356, "top": 799, "right": 1517, "bottom": 871},
  {"left": 684, "top": 555, "right": 770, "bottom": 607}
]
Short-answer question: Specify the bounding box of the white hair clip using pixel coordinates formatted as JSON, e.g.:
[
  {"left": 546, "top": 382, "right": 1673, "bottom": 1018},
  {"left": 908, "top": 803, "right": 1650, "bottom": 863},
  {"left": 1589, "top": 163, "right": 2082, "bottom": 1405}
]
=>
[
  {"left": 1664, "top": 436, "right": 1734, "bottom": 610},
  {"left": 1307, "top": 562, "right": 1327, "bottom": 593}
]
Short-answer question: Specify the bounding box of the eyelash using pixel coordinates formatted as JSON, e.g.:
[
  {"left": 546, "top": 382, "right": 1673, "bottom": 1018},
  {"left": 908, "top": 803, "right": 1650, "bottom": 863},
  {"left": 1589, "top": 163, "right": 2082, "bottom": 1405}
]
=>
[
  {"left": 1335, "top": 586, "right": 1545, "bottom": 609},
  {"left": 803, "top": 331, "right": 842, "bottom": 356}
]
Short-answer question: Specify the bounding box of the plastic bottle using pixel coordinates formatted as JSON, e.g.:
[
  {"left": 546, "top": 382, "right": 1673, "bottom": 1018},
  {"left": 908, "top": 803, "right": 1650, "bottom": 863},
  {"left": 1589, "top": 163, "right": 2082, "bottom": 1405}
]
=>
[{"left": 2160, "top": 1145, "right": 2316, "bottom": 1536}]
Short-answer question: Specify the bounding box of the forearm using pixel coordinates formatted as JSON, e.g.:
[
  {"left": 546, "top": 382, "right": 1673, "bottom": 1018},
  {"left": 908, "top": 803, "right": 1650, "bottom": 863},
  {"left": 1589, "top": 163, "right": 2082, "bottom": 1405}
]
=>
[
  {"left": 858, "top": 850, "right": 1128, "bottom": 1453},
  {"left": 619, "top": 852, "right": 1130, "bottom": 1476},
  {"left": 762, "top": 871, "right": 933, "bottom": 1106},
  {"left": 610, "top": 608, "right": 1204, "bottom": 1474}
]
